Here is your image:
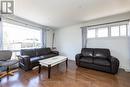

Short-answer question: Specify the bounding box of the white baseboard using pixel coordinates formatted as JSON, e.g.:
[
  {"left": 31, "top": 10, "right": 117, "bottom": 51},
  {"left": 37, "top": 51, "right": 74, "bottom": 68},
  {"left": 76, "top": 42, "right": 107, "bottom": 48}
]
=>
[
  {"left": 125, "top": 69, "right": 130, "bottom": 72},
  {"left": 120, "top": 66, "right": 130, "bottom": 72}
]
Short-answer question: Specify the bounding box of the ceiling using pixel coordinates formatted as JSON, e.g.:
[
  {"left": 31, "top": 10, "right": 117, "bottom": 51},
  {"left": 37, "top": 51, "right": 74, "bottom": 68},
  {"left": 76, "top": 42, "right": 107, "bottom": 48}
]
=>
[{"left": 14, "top": 0, "right": 130, "bottom": 28}]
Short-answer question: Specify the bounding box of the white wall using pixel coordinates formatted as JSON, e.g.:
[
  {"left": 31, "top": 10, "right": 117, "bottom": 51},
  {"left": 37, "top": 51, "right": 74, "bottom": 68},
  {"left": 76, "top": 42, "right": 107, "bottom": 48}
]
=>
[
  {"left": 55, "top": 25, "right": 82, "bottom": 60},
  {"left": 87, "top": 37, "right": 129, "bottom": 71},
  {"left": 55, "top": 12, "right": 130, "bottom": 71}
]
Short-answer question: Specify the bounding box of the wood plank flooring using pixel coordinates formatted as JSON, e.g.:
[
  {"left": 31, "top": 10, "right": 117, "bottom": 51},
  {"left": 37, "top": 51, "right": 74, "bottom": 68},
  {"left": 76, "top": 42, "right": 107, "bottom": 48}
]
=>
[{"left": 0, "top": 60, "right": 130, "bottom": 87}]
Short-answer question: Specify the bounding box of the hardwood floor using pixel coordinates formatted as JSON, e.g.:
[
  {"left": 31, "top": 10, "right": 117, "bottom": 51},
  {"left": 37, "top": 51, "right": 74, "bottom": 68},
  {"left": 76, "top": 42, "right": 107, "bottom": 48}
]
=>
[{"left": 0, "top": 60, "right": 130, "bottom": 87}]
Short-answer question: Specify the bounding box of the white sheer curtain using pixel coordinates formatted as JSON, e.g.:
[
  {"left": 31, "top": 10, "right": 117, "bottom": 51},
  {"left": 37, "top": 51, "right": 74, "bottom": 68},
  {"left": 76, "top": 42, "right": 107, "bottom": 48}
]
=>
[
  {"left": 128, "top": 20, "right": 130, "bottom": 71},
  {"left": 0, "top": 18, "right": 3, "bottom": 50},
  {"left": 41, "top": 29, "right": 47, "bottom": 47},
  {"left": 81, "top": 27, "right": 87, "bottom": 48}
]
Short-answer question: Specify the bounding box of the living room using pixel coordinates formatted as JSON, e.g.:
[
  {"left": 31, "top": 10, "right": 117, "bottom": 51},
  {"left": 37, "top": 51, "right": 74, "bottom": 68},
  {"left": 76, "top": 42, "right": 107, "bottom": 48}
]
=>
[{"left": 0, "top": 0, "right": 130, "bottom": 87}]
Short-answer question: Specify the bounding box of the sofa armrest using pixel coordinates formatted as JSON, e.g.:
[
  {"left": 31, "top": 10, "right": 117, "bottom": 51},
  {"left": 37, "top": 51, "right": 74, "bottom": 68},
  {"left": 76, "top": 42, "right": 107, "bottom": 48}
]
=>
[
  {"left": 51, "top": 51, "right": 59, "bottom": 55},
  {"left": 109, "top": 56, "right": 119, "bottom": 74},
  {"left": 75, "top": 54, "right": 82, "bottom": 66},
  {"left": 17, "top": 55, "right": 30, "bottom": 66}
]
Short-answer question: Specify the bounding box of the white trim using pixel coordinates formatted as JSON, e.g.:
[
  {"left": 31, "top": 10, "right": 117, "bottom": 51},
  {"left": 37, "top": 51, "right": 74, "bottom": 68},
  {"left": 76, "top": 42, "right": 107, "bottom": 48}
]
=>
[
  {"left": 1, "top": 15, "right": 44, "bottom": 30},
  {"left": 86, "top": 20, "right": 129, "bottom": 29},
  {"left": 87, "top": 35, "right": 128, "bottom": 40},
  {"left": 108, "top": 26, "right": 111, "bottom": 37}
]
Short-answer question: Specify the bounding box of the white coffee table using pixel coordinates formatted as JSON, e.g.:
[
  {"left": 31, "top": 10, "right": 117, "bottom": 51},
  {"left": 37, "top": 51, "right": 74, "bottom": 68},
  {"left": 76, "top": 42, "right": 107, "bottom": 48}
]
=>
[{"left": 38, "top": 56, "right": 68, "bottom": 79}]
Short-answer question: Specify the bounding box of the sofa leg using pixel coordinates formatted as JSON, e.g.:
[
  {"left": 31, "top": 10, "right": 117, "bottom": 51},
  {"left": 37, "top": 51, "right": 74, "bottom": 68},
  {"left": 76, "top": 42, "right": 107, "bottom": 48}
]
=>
[{"left": 19, "top": 66, "right": 32, "bottom": 71}]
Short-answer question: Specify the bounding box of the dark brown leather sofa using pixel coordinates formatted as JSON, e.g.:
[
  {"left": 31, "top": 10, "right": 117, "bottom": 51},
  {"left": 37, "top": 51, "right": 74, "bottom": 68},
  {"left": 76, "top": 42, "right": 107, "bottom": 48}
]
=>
[
  {"left": 19, "top": 48, "right": 59, "bottom": 71},
  {"left": 75, "top": 48, "right": 119, "bottom": 74}
]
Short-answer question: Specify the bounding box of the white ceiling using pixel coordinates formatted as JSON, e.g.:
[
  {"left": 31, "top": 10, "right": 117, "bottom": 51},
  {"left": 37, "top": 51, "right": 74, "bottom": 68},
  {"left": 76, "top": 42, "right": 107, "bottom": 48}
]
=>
[{"left": 14, "top": 0, "right": 130, "bottom": 28}]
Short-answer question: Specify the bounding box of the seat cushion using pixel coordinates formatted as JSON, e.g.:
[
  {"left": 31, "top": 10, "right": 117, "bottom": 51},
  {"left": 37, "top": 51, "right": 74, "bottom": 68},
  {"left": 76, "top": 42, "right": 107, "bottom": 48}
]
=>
[
  {"left": 30, "top": 57, "right": 41, "bottom": 63},
  {"left": 94, "top": 59, "right": 111, "bottom": 66},
  {"left": 0, "top": 60, "right": 18, "bottom": 67},
  {"left": 81, "top": 48, "right": 93, "bottom": 57},
  {"left": 0, "top": 50, "right": 12, "bottom": 61},
  {"left": 80, "top": 57, "right": 93, "bottom": 63},
  {"left": 30, "top": 54, "right": 57, "bottom": 63},
  {"left": 94, "top": 48, "right": 110, "bottom": 59}
]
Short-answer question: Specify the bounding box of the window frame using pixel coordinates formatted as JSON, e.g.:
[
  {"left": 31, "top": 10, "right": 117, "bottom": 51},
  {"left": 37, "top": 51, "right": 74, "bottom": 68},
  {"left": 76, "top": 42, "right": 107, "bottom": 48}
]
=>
[
  {"left": 119, "top": 24, "right": 127, "bottom": 37},
  {"left": 110, "top": 25, "right": 120, "bottom": 37},
  {"left": 2, "top": 22, "right": 43, "bottom": 51},
  {"left": 87, "top": 28, "right": 96, "bottom": 39},
  {"left": 110, "top": 24, "right": 128, "bottom": 37},
  {"left": 96, "top": 27, "right": 109, "bottom": 38},
  {"left": 87, "top": 23, "right": 129, "bottom": 39}
]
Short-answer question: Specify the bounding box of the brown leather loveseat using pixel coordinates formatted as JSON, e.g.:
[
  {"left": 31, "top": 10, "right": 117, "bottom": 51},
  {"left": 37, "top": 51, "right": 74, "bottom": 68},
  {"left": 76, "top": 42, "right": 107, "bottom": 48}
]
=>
[{"left": 75, "top": 48, "right": 119, "bottom": 74}]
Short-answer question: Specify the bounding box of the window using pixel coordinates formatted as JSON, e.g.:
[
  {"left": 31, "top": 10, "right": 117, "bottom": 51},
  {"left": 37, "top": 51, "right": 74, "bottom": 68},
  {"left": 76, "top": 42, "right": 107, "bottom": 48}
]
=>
[
  {"left": 120, "top": 25, "right": 127, "bottom": 36},
  {"left": 87, "top": 29, "right": 95, "bottom": 38},
  {"left": 86, "top": 21, "right": 129, "bottom": 39},
  {"left": 97, "top": 27, "right": 108, "bottom": 37},
  {"left": 3, "top": 22, "right": 42, "bottom": 50},
  {"left": 111, "top": 25, "right": 127, "bottom": 37},
  {"left": 111, "top": 26, "right": 120, "bottom": 36}
]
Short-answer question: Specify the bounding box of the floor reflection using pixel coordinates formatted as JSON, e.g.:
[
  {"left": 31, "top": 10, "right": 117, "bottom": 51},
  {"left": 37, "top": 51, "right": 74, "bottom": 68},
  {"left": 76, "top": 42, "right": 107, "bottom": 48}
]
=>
[{"left": 0, "top": 60, "right": 129, "bottom": 87}]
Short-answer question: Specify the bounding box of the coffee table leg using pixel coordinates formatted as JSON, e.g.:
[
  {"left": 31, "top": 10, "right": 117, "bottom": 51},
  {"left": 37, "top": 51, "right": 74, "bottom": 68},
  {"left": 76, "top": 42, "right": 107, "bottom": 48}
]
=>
[
  {"left": 48, "top": 65, "right": 51, "bottom": 79},
  {"left": 66, "top": 58, "right": 68, "bottom": 69},
  {"left": 38, "top": 64, "right": 41, "bottom": 73}
]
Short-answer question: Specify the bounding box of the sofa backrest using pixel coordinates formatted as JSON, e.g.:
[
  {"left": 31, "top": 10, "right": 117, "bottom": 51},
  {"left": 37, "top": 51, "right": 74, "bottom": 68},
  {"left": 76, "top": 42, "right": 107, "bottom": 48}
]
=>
[
  {"left": 20, "top": 49, "right": 36, "bottom": 57},
  {"left": 81, "top": 48, "right": 111, "bottom": 59},
  {"left": 94, "top": 48, "right": 110, "bottom": 59},
  {"left": 81, "top": 48, "right": 94, "bottom": 57},
  {"left": 36, "top": 48, "right": 51, "bottom": 56}
]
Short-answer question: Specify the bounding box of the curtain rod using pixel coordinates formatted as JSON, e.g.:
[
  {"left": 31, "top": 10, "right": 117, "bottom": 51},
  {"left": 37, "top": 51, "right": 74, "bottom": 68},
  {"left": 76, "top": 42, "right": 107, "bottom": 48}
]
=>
[
  {"left": 82, "top": 19, "right": 130, "bottom": 28},
  {"left": 2, "top": 17, "right": 44, "bottom": 29}
]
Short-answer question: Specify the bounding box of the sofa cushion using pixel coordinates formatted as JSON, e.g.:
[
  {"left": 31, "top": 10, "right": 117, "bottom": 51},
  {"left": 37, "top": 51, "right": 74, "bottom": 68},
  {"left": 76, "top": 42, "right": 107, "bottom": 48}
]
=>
[
  {"left": 21, "top": 49, "right": 36, "bottom": 57},
  {"left": 36, "top": 48, "right": 51, "bottom": 56},
  {"left": 80, "top": 57, "right": 93, "bottom": 63},
  {"left": 94, "top": 49, "right": 110, "bottom": 59},
  {"left": 30, "top": 57, "right": 41, "bottom": 63},
  {"left": 94, "top": 59, "right": 111, "bottom": 66},
  {"left": 30, "top": 53, "right": 58, "bottom": 63},
  {"left": 81, "top": 48, "right": 93, "bottom": 57}
]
